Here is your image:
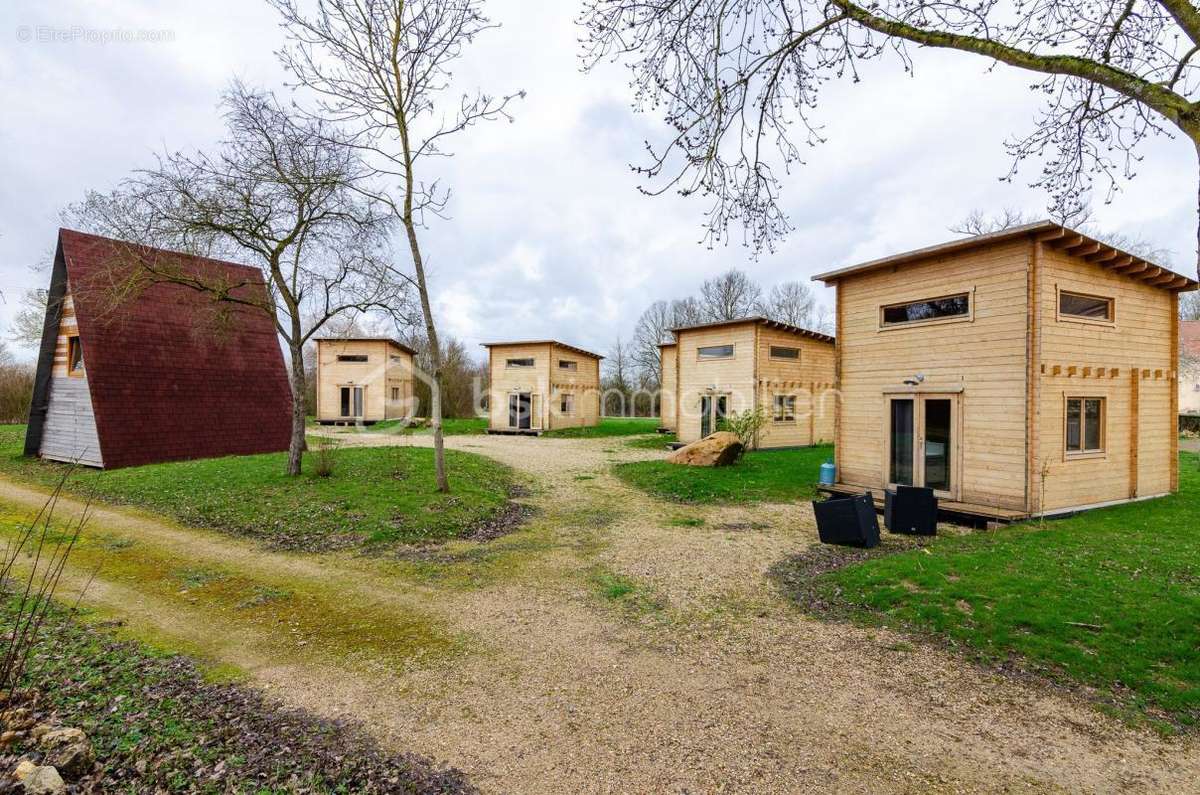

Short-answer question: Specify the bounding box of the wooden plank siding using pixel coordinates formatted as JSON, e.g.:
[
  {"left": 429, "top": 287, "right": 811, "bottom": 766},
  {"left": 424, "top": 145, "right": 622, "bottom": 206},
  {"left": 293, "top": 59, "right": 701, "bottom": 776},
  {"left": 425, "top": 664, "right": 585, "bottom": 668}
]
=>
[
  {"left": 486, "top": 343, "right": 601, "bottom": 431},
  {"left": 316, "top": 339, "right": 414, "bottom": 423},
  {"left": 39, "top": 288, "right": 103, "bottom": 466},
  {"left": 825, "top": 228, "right": 1186, "bottom": 517},
  {"left": 833, "top": 238, "right": 1031, "bottom": 510},
  {"left": 674, "top": 321, "right": 835, "bottom": 448},
  {"left": 658, "top": 344, "right": 677, "bottom": 431},
  {"left": 1035, "top": 245, "right": 1176, "bottom": 511}
]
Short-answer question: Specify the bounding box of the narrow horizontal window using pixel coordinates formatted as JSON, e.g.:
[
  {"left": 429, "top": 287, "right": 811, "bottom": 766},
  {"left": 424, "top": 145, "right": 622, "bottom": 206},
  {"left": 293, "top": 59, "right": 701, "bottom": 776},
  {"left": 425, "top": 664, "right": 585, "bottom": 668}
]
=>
[
  {"left": 337, "top": 354, "right": 368, "bottom": 363},
  {"left": 881, "top": 293, "right": 970, "bottom": 326},
  {"left": 769, "top": 345, "right": 799, "bottom": 360},
  {"left": 558, "top": 359, "right": 578, "bottom": 371},
  {"left": 698, "top": 344, "right": 734, "bottom": 359},
  {"left": 773, "top": 395, "right": 796, "bottom": 422},
  {"left": 506, "top": 357, "right": 535, "bottom": 368},
  {"left": 1059, "top": 291, "right": 1113, "bottom": 321},
  {"left": 1065, "top": 397, "right": 1104, "bottom": 454}
]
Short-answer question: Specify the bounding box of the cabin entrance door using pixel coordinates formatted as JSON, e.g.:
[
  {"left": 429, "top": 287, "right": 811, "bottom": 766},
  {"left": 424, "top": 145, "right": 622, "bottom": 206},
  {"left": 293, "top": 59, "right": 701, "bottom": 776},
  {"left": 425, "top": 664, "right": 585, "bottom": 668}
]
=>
[
  {"left": 508, "top": 392, "right": 542, "bottom": 430},
  {"left": 885, "top": 394, "right": 958, "bottom": 499},
  {"left": 340, "top": 386, "right": 364, "bottom": 420},
  {"left": 699, "top": 393, "right": 729, "bottom": 438}
]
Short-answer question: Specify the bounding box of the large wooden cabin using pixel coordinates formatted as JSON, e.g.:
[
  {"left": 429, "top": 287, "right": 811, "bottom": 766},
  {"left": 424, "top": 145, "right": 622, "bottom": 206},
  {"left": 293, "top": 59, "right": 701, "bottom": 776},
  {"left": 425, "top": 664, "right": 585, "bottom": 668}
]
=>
[
  {"left": 665, "top": 317, "right": 836, "bottom": 449},
  {"left": 815, "top": 221, "right": 1199, "bottom": 519},
  {"left": 25, "top": 229, "right": 292, "bottom": 469},
  {"left": 314, "top": 338, "right": 416, "bottom": 425},
  {"left": 483, "top": 341, "right": 602, "bottom": 434}
]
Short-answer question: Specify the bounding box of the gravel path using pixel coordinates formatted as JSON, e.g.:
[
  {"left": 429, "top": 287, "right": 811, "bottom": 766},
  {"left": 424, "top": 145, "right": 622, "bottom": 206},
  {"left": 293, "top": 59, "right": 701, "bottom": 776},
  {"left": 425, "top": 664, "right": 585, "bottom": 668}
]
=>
[{"left": 2, "top": 430, "right": 1197, "bottom": 793}]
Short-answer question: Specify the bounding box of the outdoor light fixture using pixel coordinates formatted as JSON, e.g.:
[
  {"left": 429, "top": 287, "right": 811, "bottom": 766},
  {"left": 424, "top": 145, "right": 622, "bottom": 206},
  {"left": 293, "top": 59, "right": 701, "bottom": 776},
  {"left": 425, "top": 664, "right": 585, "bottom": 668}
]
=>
[{"left": 903, "top": 373, "right": 926, "bottom": 386}]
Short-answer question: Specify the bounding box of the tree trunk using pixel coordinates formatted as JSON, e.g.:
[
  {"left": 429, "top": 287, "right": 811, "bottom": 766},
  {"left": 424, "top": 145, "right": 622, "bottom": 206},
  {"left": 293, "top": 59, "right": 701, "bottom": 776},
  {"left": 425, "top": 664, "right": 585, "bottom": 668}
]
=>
[
  {"left": 402, "top": 217, "right": 449, "bottom": 493},
  {"left": 1195, "top": 138, "right": 1200, "bottom": 282},
  {"left": 287, "top": 341, "right": 307, "bottom": 477}
]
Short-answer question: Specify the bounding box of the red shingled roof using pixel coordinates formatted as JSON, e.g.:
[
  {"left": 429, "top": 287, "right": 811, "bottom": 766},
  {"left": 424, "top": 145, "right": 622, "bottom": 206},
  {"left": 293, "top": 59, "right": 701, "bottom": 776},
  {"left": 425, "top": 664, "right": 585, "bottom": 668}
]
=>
[{"left": 30, "top": 229, "right": 292, "bottom": 469}]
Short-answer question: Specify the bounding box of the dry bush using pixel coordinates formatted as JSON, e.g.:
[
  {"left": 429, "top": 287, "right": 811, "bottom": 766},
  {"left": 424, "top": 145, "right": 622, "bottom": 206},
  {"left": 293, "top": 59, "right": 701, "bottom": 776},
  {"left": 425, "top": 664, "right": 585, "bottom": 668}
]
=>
[{"left": 0, "top": 364, "right": 34, "bottom": 425}]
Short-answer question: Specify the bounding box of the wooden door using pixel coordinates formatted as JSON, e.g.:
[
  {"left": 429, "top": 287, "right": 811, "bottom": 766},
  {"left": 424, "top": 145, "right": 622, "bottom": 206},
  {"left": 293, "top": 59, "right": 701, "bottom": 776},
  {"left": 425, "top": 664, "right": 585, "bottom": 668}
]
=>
[{"left": 885, "top": 394, "right": 959, "bottom": 499}]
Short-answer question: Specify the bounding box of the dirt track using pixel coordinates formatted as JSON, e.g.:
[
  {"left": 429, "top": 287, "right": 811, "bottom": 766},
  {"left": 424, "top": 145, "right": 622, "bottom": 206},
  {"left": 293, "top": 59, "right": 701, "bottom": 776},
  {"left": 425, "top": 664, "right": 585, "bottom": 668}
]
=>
[{"left": 1, "top": 431, "right": 1196, "bottom": 793}]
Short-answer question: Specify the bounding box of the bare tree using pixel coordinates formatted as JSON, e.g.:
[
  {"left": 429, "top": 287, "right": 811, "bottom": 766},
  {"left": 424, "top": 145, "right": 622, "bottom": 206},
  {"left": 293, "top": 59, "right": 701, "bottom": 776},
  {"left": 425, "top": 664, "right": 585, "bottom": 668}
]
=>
[
  {"left": 699, "top": 269, "right": 762, "bottom": 321},
  {"left": 760, "top": 281, "right": 817, "bottom": 327},
  {"left": 603, "top": 336, "right": 635, "bottom": 416},
  {"left": 631, "top": 300, "right": 676, "bottom": 381},
  {"left": 669, "top": 296, "right": 705, "bottom": 327},
  {"left": 581, "top": 1, "right": 1200, "bottom": 278},
  {"left": 8, "top": 289, "right": 50, "bottom": 347},
  {"left": 268, "top": 0, "right": 522, "bottom": 493},
  {"left": 1182, "top": 291, "right": 1200, "bottom": 320},
  {"left": 952, "top": 206, "right": 1176, "bottom": 264},
  {"left": 66, "top": 84, "right": 406, "bottom": 476}
]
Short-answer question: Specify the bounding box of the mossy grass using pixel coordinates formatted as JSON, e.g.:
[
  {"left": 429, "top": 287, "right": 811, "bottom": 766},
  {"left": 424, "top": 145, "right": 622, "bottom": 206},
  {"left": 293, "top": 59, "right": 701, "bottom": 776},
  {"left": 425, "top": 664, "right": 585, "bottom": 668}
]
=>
[
  {"left": 614, "top": 444, "right": 833, "bottom": 504},
  {"left": 0, "top": 425, "right": 515, "bottom": 550}
]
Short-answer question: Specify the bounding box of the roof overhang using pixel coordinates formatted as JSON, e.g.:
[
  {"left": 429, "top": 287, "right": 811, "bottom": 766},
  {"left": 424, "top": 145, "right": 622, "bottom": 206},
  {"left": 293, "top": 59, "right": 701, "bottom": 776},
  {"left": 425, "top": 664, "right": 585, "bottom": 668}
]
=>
[
  {"left": 669, "top": 316, "right": 835, "bottom": 344},
  {"left": 480, "top": 340, "right": 604, "bottom": 360},
  {"left": 813, "top": 221, "right": 1199, "bottom": 294},
  {"left": 316, "top": 336, "right": 417, "bottom": 356}
]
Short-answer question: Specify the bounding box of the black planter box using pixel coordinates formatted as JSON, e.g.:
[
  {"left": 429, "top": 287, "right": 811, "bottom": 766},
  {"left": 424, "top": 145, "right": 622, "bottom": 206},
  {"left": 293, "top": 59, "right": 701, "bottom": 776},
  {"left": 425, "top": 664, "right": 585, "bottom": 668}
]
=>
[
  {"left": 813, "top": 492, "right": 880, "bottom": 548},
  {"left": 884, "top": 486, "right": 938, "bottom": 535}
]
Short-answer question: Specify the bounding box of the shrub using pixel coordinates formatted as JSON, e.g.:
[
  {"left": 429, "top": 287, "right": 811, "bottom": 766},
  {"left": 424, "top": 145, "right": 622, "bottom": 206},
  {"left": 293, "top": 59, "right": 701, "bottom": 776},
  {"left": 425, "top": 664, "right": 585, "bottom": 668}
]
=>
[
  {"left": 313, "top": 436, "right": 340, "bottom": 478},
  {"left": 720, "top": 407, "right": 768, "bottom": 458},
  {"left": 0, "top": 364, "right": 34, "bottom": 424}
]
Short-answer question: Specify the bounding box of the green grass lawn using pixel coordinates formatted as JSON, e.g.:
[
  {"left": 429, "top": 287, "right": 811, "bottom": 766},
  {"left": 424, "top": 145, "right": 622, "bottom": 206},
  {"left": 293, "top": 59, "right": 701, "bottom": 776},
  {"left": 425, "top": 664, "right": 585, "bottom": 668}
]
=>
[
  {"left": 785, "top": 452, "right": 1200, "bottom": 731},
  {"left": 626, "top": 432, "right": 677, "bottom": 450},
  {"left": 365, "top": 416, "right": 488, "bottom": 435},
  {"left": 613, "top": 444, "right": 833, "bottom": 504},
  {"left": 0, "top": 425, "right": 514, "bottom": 550},
  {"left": 542, "top": 416, "right": 662, "bottom": 438}
]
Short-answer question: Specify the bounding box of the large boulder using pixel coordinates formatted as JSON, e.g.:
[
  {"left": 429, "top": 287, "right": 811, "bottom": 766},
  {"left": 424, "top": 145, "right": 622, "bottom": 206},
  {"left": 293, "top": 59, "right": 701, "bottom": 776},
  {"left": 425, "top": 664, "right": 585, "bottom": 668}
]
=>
[
  {"left": 13, "top": 760, "right": 65, "bottom": 795},
  {"left": 667, "top": 431, "right": 744, "bottom": 467}
]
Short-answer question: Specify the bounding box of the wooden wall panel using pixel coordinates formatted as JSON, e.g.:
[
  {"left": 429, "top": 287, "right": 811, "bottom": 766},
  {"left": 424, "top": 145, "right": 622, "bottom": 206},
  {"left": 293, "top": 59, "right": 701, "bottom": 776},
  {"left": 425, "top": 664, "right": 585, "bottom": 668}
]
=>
[
  {"left": 659, "top": 346, "right": 677, "bottom": 430},
  {"left": 316, "top": 340, "right": 414, "bottom": 422},
  {"left": 1036, "top": 247, "right": 1175, "bottom": 511},
  {"left": 754, "top": 326, "right": 836, "bottom": 448},
  {"left": 674, "top": 323, "right": 756, "bottom": 444},
  {"left": 834, "top": 239, "right": 1031, "bottom": 509}
]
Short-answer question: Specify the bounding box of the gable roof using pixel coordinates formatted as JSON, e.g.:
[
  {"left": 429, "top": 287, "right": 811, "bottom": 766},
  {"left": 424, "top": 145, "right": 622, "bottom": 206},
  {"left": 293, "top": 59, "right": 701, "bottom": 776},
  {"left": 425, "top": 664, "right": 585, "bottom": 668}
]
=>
[
  {"left": 669, "top": 316, "right": 835, "bottom": 345},
  {"left": 813, "top": 221, "right": 1199, "bottom": 293},
  {"left": 317, "top": 336, "right": 417, "bottom": 356},
  {"left": 480, "top": 340, "right": 604, "bottom": 360},
  {"left": 25, "top": 229, "right": 292, "bottom": 469}
]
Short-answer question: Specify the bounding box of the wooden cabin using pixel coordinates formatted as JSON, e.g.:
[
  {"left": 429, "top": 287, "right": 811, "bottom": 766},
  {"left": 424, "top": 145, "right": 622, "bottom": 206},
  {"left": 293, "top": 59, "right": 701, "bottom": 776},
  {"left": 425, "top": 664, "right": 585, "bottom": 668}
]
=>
[
  {"left": 814, "top": 221, "right": 1199, "bottom": 520},
  {"left": 25, "top": 229, "right": 292, "bottom": 469},
  {"left": 666, "top": 317, "right": 836, "bottom": 449},
  {"left": 1182, "top": 321, "right": 1200, "bottom": 416},
  {"left": 315, "top": 338, "right": 416, "bottom": 425},
  {"left": 483, "top": 341, "right": 602, "bottom": 434},
  {"left": 658, "top": 342, "right": 677, "bottom": 432}
]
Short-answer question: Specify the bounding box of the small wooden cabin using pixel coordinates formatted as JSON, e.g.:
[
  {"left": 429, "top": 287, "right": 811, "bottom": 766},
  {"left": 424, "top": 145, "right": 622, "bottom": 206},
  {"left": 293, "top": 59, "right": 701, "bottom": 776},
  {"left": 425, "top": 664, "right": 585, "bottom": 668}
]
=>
[
  {"left": 483, "top": 341, "right": 602, "bottom": 434},
  {"left": 667, "top": 317, "right": 836, "bottom": 449},
  {"left": 315, "top": 338, "right": 416, "bottom": 425},
  {"left": 658, "top": 342, "right": 677, "bottom": 432},
  {"left": 25, "top": 229, "right": 292, "bottom": 469},
  {"left": 815, "top": 221, "right": 1199, "bottom": 519}
]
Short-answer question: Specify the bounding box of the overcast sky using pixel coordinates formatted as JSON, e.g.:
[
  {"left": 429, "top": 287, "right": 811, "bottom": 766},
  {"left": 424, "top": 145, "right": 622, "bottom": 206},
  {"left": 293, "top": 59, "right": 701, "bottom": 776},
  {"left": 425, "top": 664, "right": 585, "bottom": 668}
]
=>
[{"left": 2, "top": 0, "right": 1196, "bottom": 363}]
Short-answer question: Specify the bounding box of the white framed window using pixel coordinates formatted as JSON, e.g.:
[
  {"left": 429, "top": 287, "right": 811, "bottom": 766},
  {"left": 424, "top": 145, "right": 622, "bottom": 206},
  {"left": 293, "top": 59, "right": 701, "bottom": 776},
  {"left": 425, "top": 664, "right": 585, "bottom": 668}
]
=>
[
  {"left": 1065, "top": 396, "right": 1105, "bottom": 455},
  {"left": 697, "top": 344, "right": 734, "bottom": 360},
  {"left": 506, "top": 357, "right": 535, "bottom": 368},
  {"left": 773, "top": 395, "right": 796, "bottom": 422}
]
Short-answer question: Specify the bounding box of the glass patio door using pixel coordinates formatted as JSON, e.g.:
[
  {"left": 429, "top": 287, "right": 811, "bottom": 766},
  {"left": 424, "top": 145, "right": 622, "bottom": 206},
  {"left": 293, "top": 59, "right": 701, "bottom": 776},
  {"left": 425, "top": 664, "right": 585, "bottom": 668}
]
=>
[
  {"left": 340, "top": 386, "right": 364, "bottom": 419},
  {"left": 700, "top": 394, "right": 729, "bottom": 438},
  {"left": 887, "top": 395, "right": 956, "bottom": 498}
]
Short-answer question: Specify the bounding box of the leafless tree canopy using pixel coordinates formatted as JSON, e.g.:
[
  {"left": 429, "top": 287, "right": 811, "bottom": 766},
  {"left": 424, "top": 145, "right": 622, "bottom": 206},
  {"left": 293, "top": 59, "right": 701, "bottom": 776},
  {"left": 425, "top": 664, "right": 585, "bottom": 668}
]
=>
[
  {"left": 267, "top": 0, "right": 522, "bottom": 492},
  {"left": 761, "top": 281, "right": 817, "bottom": 327},
  {"left": 699, "top": 269, "right": 764, "bottom": 321},
  {"left": 65, "top": 84, "right": 408, "bottom": 475},
  {"left": 580, "top": 0, "right": 1200, "bottom": 275},
  {"left": 1182, "top": 290, "right": 1200, "bottom": 320},
  {"left": 951, "top": 206, "right": 1176, "bottom": 264}
]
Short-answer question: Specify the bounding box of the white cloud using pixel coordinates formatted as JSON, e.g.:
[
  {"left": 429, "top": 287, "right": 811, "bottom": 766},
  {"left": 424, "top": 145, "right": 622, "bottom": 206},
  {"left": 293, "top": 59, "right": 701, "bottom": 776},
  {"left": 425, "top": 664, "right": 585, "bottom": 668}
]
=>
[{"left": 1, "top": 0, "right": 1195, "bottom": 364}]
